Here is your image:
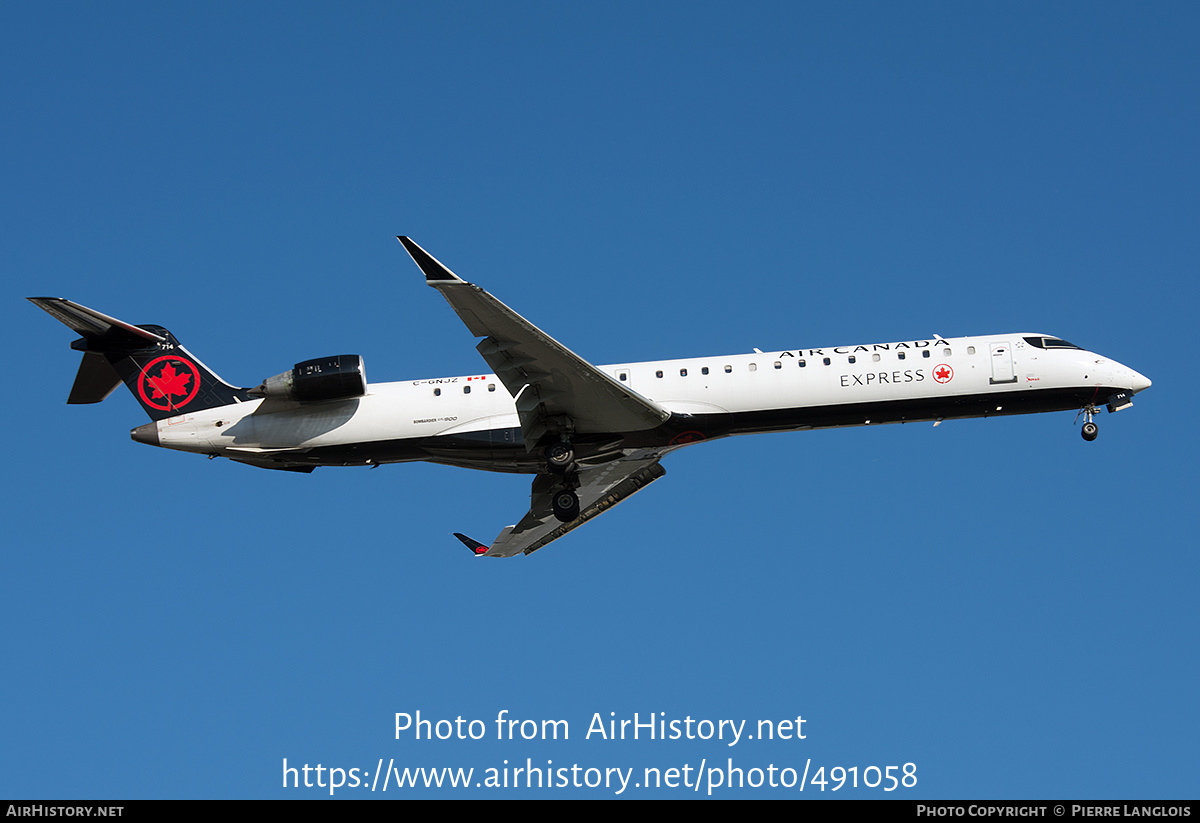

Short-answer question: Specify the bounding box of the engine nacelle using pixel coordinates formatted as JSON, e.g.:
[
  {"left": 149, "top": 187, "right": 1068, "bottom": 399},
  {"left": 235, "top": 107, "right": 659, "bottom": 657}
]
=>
[{"left": 253, "top": 355, "right": 367, "bottom": 402}]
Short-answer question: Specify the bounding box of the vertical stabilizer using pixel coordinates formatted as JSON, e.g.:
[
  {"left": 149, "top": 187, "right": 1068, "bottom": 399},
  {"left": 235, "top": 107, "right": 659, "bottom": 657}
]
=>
[{"left": 29, "top": 297, "right": 252, "bottom": 421}]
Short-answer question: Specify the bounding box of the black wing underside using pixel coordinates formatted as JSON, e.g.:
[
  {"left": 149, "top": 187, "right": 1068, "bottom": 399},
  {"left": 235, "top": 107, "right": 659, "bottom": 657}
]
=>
[{"left": 455, "top": 455, "right": 666, "bottom": 557}]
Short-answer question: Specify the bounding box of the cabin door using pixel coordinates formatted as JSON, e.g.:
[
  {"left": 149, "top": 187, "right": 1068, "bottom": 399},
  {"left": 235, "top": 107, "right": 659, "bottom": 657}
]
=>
[{"left": 989, "top": 342, "right": 1017, "bottom": 384}]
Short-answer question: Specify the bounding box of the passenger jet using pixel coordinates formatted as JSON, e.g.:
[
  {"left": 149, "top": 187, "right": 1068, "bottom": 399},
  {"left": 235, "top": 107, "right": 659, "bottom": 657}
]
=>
[{"left": 30, "top": 237, "right": 1152, "bottom": 557}]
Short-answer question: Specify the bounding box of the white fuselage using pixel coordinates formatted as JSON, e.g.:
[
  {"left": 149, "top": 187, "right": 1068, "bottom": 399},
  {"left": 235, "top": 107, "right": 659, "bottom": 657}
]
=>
[
  {"left": 147, "top": 332, "right": 1150, "bottom": 469},
  {"left": 40, "top": 245, "right": 1153, "bottom": 557}
]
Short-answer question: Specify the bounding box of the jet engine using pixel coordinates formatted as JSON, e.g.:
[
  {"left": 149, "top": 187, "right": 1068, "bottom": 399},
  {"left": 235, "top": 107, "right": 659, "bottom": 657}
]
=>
[{"left": 251, "top": 355, "right": 367, "bottom": 402}]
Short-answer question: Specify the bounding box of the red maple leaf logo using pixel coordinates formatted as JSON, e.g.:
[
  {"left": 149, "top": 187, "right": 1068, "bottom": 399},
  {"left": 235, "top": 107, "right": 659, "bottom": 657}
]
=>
[
  {"left": 146, "top": 362, "right": 193, "bottom": 399},
  {"left": 137, "top": 355, "right": 201, "bottom": 411},
  {"left": 933, "top": 365, "right": 954, "bottom": 383}
]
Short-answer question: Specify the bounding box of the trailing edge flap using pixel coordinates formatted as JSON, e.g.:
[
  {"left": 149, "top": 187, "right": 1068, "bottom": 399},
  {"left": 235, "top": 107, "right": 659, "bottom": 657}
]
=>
[
  {"left": 456, "top": 456, "right": 666, "bottom": 557},
  {"left": 396, "top": 237, "right": 670, "bottom": 445}
]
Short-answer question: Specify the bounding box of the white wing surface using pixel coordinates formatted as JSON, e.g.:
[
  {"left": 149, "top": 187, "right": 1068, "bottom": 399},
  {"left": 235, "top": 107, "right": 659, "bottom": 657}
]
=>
[{"left": 397, "top": 237, "right": 670, "bottom": 447}]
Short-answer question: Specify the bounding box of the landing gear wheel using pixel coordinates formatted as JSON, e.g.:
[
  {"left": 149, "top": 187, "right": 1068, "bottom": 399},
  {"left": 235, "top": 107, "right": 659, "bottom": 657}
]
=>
[
  {"left": 552, "top": 489, "right": 580, "bottom": 523},
  {"left": 1076, "top": 403, "right": 1100, "bottom": 442},
  {"left": 545, "top": 442, "right": 574, "bottom": 472}
]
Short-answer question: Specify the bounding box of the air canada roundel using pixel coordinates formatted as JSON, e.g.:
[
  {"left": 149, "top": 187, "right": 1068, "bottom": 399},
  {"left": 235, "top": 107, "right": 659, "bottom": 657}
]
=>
[
  {"left": 138, "top": 355, "right": 201, "bottom": 411},
  {"left": 933, "top": 364, "right": 954, "bottom": 384}
]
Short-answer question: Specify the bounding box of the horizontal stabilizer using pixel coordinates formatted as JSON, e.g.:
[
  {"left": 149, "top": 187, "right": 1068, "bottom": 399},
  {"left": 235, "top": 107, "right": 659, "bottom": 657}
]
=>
[{"left": 28, "top": 297, "right": 165, "bottom": 346}]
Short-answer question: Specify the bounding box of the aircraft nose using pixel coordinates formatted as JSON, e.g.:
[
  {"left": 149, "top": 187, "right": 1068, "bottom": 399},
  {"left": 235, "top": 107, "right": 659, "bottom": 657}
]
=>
[{"left": 1129, "top": 368, "right": 1152, "bottom": 393}]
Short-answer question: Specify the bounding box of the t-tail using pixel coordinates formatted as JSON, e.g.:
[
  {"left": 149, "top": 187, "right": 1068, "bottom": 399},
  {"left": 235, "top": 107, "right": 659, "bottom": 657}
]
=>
[{"left": 29, "top": 297, "right": 253, "bottom": 421}]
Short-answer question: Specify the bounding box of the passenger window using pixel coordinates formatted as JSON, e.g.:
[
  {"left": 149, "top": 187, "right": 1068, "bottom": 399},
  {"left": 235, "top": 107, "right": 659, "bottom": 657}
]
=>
[
  {"left": 724, "top": 365, "right": 732, "bottom": 373},
  {"left": 799, "top": 360, "right": 806, "bottom": 368},
  {"left": 944, "top": 348, "right": 952, "bottom": 356},
  {"left": 656, "top": 370, "right": 663, "bottom": 378},
  {"left": 848, "top": 356, "right": 856, "bottom": 364},
  {"left": 749, "top": 363, "right": 757, "bottom": 372},
  {"left": 967, "top": 346, "right": 976, "bottom": 355},
  {"left": 488, "top": 384, "right": 496, "bottom": 392},
  {"left": 464, "top": 385, "right": 470, "bottom": 394},
  {"left": 434, "top": 388, "right": 441, "bottom": 397},
  {"left": 680, "top": 368, "right": 687, "bottom": 377},
  {"left": 701, "top": 367, "right": 709, "bottom": 375},
  {"left": 774, "top": 361, "right": 782, "bottom": 369},
  {"left": 872, "top": 353, "right": 881, "bottom": 362},
  {"left": 822, "top": 357, "right": 830, "bottom": 366},
  {"left": 898, "top": 352, "right": 906, "bottom": 360},
  {"left": 922, "top": 350, "right": 930, "bottom": 358}
]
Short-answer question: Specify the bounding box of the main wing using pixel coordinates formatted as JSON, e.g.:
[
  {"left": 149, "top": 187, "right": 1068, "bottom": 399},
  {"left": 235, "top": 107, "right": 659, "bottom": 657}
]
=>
[
  {"left": 397, "top": 237, "right": 670, "bottom": 446},
  {"left": 396, "top": 237, "right": 674, "bottom": 557},
  {"left": 454, "top": 454, "right": 666, "bottom": 557}
]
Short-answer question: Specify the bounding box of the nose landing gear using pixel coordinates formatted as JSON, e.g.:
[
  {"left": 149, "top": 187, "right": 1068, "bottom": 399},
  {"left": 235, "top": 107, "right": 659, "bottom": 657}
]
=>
[{"left": 1076, "top": 404, "right": 1100, "bottom": 441}]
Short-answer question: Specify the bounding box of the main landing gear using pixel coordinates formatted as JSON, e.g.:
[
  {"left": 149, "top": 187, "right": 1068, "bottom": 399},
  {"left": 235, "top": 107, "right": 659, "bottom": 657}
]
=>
[
  {"left": 552, "top": 488, "right": 580, "bottom": 522},
  {"left": 1077, "top": 404, "right": 1100, "bottom": 442},
  {"left": 545, "top": 442, "right": 574, "bottom": 471},
  {"left": 546, "top": 441, "right": 580, "bottom": 522}
]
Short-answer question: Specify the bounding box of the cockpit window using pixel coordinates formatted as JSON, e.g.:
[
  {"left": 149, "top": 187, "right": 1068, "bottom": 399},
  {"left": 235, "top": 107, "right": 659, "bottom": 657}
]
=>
[{"left": 1024, "top": 336, "right": 1083, "bottom": 350}]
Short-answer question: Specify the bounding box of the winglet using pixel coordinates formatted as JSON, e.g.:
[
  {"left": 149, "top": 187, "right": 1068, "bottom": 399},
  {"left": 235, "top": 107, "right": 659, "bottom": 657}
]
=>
[
  {"left": 452, "top": 533, "right": 491, "bottom": 556},
  {"left": 397, "top": 237, "right": 463, "bottom": 283}
]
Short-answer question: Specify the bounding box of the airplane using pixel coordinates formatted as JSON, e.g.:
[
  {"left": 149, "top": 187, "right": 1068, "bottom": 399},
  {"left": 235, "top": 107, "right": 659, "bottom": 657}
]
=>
[{"left": 30, "top": 236, "right": 1152, "bottom": 557}]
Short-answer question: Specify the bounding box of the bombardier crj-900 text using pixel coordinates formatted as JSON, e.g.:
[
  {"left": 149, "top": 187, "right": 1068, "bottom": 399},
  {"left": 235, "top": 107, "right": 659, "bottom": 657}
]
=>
[{"left": 31, "top": 237, "right": 1151, "bottom": 557}]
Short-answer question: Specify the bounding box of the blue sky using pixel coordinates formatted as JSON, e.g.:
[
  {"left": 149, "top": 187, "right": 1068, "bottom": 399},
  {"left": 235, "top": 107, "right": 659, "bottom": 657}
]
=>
[{"left": 2, "top": 2, "right": 1197, "bottom": 799}]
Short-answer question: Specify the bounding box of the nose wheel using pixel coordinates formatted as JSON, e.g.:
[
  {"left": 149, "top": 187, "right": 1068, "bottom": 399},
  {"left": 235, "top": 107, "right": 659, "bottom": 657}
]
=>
[{"left": 1076, "top": 404, "right": 1100, "bottom": 442}]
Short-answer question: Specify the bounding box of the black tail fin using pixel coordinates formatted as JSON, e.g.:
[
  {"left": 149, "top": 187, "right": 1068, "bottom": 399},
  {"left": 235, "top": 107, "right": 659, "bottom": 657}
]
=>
[{"left": 29, "top": 297, "right": 252, "bottom": 421}]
